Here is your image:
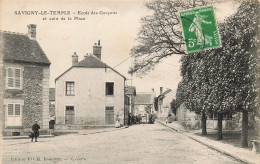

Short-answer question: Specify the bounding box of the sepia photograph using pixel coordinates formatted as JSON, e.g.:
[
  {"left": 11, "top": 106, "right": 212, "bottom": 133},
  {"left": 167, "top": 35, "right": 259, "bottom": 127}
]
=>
[{"left": 0, "top": 0, "right": 259, "bottom": 163}]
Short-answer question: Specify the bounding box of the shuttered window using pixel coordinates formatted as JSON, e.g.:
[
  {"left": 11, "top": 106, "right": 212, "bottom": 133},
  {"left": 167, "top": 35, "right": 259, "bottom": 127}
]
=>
[
  {"left": 15, "top": 69, "right": 21, "bottom": 88},
  {"left": 7, "top": 67, "right": 22, "bottom": 89},
  {"left": 7, "top": 68, "right": 14, "bottom": 87}
]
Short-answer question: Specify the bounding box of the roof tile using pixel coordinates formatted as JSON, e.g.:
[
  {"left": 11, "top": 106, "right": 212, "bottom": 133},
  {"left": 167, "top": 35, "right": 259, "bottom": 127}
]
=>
[{"left": 0, "top": 31, "right": 50, "bottom": 65}]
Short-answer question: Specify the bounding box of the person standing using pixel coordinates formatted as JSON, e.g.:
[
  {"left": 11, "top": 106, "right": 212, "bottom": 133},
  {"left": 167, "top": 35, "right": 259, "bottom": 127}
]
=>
[{"left": 31, "top": 120, "right": 40, "bottom": 142}]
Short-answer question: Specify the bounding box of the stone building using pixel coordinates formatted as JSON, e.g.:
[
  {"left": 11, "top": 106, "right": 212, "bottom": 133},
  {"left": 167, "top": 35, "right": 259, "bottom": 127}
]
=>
[
  {"left": 55, "top": 41, "right": 126, "bottom": 129},
  {"left": 0, "top": 24, "right": 51, "bottom": 136}
]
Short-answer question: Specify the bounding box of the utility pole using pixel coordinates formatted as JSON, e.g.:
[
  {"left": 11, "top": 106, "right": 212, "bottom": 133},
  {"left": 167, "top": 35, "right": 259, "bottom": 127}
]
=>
[{"left": 131, "top": 55, "right": 133, "bottom": 86}]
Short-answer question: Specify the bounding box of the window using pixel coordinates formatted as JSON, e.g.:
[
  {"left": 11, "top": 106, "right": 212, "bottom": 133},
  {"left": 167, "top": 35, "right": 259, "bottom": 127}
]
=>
[
  {"left": 7, "top": 67, "right": 22, "bottom": 89},
  {"left": 106, "top": 82, "right": 114, "bottom": 95},
  {"left": 66, "top": 106, "right": 74, "bottom": 111},
  {"left": 8, "top": 104, "right": 14, "bottom": 115},
  {"left": 66, "top": 82, "right": 75, "bottom": 96},
  {"left": 7, "top": 104, "right": 21, "bottom": 116},
  {"left": 105, "top": 106, "right": 114, "bottom": 110}
]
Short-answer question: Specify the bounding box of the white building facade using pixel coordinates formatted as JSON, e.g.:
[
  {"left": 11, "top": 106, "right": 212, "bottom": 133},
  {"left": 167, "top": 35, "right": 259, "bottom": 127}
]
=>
[{"left": 55, "top": 41, "right": 126, "bottom": 128}]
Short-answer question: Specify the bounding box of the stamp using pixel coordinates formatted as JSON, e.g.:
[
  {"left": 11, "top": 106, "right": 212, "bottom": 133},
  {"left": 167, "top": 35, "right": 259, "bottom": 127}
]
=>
[{"left": 179, "top": 6, "right": 221, "bottom": 53}]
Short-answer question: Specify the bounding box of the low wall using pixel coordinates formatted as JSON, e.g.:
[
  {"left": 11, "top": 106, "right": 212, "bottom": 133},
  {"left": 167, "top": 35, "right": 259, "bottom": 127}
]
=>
[
  {"left": 2, "top": 128, "right": 50, "bottom": 136},
  {"left": 176, "top": 103, "right": 260, "bottom": 130},
  {"left": 54, "top": 124, "right": 114, "bottom": 130}
]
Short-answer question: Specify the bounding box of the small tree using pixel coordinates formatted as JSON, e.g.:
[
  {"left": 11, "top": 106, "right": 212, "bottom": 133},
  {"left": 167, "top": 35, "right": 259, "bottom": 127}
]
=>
[{"left": 170, "top": 99, "right": 177, "bottom": 115}]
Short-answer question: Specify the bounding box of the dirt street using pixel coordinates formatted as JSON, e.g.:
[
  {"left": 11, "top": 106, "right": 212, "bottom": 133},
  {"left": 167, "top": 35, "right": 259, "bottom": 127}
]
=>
[{"left": 2, "top": 123, "right": 242, "bottom": 164}]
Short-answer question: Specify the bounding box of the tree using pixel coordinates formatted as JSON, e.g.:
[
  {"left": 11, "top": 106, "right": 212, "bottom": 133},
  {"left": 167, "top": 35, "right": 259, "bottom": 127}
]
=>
[
  {"left": 129, "top": 0, "right": 208, "bottom": 76},
  {"left": 129, "top": 0, "right": 210, "bottom": 136},
  {"left": 176, "top": 1, "right": 260, "bottom": 143},
  {"left": 170, "top": 99, "right": 177, "bottom": 115},
  {"left": 221, "top": 1, "right": 260, "bottom": 147},
  {"left": 130, "top": 0, "right": 260, "bottom": 144}
]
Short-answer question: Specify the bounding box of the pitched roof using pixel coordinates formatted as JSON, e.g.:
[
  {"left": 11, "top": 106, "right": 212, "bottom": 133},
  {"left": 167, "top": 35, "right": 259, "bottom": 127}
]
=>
[
  {"left": 135, "top": 92, "right": 155, "bottom": 105},
  {"left": 0, "top": 31, "right": 50, "bottom": 65},
  {"left": 125, "top": 86, "right": 136, "bottom": 96},
  {"left": 55, "top": 55, "right": 126, "bottom": 81},
  {"left": 74, "top": 55, "right": 107, "bottom": 68},
  {"left": 49, "top": 88, "right": 55, "bottom": 101},
  {"left": 158, "top": 89, "right": 172, "bottom": 100}
]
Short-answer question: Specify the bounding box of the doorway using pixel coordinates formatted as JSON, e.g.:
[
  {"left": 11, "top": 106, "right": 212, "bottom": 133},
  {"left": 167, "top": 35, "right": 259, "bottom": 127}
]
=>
[
  {"left": 105, "top": 106, "right": 114, "bottom": 124},
  {"left": 65, "top": 106, "right": 75, "bottom": 124}
]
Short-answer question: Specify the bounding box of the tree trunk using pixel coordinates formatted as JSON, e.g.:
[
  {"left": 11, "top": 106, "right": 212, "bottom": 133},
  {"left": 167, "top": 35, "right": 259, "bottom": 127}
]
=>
[
  {"left": 201, "top": 112, "right": 207, "bottom": 135},
  {"left": 241, "top": 110, "right": 248, "bottom": 147},
  {"left": 217, "top": 113, "right": 223, "bottom": 140}
]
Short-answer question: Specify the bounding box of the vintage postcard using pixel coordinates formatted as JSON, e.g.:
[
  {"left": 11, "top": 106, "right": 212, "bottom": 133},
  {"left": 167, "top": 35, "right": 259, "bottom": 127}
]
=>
[{"left": 0, "top": 0, "right": 259, "bottom": 164}]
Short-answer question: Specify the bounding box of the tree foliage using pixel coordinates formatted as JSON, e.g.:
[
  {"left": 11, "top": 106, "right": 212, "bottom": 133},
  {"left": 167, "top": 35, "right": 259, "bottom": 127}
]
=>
[
  {"left": 176, "top": 0, "right": 260, "bottom": 118},
  {"left": 129, "top": 0, "right": 208, "bottom": 76}
]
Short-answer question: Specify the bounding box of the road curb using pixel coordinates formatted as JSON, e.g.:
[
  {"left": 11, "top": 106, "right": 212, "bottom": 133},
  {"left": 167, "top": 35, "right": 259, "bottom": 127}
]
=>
[
  {"left": 2, "top": 135, "right": 55, "bottom": 140},
  {"left": 156, "top": 120, "right": 258, "bottom": 164},
  {"left": 186, "top": 134, "right": 251, "bottom": 164},
  {"left": 79, "top": 126, "right": 127, "bottom": 135},
  {"left": 2, "top": 127, "right": 127, "bottom": 139}
]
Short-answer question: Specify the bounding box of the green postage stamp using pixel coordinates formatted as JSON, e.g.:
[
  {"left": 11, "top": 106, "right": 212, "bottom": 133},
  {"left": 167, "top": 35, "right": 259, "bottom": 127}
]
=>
[{"left": 179, "top": 6, "right": 221, "bottom": 53}]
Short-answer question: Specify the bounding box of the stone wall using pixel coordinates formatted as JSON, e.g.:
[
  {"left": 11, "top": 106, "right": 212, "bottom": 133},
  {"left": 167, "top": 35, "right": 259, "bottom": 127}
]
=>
[
  {"left": 176, "top": 103, "right": 200, "bottom": 130},
  {"left": 23, "top": 65, "right": 43, "bottom": 128},
  {"left": 2, "top": 62, "right": 50, "bottom": 135},
  {"left": 0, "top": 47, "right": 3, "bottom": 134},
  {"left": 176, "top": 103, "right": 260, "bottom": 130},
  {"left": 42, "top": 67, "right": 50, "bottom": 129}
]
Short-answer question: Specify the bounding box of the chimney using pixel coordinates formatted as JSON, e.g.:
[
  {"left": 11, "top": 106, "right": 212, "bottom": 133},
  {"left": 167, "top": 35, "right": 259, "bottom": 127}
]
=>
[
  {"left": 27, "top": 24, "right": 37, "bottom": 39},
  {"left": 72, "top": 52, "right": 78, "bottom": 66},
  {"left": 93, "top": 40, "right": 102, "bottom": 60},
  {"left": 84, "top": 53, "right": 88, "bottom": 58},
  {"left": 160, "top": 87, "right": 163, "bottom": 94}
]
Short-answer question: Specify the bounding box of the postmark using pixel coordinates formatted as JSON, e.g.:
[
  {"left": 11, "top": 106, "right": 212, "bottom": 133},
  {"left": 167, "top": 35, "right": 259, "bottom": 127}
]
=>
[{"left": 179, "top": 6, "right": 221, "bottom": 53}]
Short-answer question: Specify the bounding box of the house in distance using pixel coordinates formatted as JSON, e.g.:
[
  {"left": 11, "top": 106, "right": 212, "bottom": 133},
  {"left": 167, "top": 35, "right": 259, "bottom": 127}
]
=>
[{"left": 55, "top": 41, "right": 127, "bottom": 129}]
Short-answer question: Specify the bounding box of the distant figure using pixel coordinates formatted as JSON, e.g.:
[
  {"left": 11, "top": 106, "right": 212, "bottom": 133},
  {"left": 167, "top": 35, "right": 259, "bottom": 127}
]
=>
[
  {"left": 167, "top": 114, "right": 172, "bottom": 123},
  {"left": 128, "top": 113, "right": 131, "bottom": 126},
  {"left": 31, "top": 120, "right": 40, "bottom": 142},
  {"left": 166, "top": 117, "right": 168, "bottom": 124}
]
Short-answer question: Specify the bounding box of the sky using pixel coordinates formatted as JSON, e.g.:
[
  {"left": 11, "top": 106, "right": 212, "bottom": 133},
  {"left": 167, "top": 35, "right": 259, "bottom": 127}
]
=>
[{"left": 0, "top": 0, "right": 240, "bottom": 97}]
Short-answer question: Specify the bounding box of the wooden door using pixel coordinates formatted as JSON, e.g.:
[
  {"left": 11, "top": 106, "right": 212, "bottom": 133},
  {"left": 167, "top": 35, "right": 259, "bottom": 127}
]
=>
[
  {"left": 65, "top": 106, "right": 75, "bottom": 124},
  {"left": 105, "top": 106, "right": 114, "bottom": 124}
]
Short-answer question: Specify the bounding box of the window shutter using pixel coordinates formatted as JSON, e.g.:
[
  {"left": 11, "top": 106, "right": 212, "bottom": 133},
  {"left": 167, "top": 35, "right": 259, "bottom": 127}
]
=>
[
  {"left": 7, "top": 68, "right": 14, "bottom": 87},
  {"left": 15, "top": 69, "right": 21, "bottom": 88},
  {"left": 15, "top": 104, "right": 20, "bottom": 115},
  {"left": 8, "top": 104, "right": 14, "bottom": 115}
]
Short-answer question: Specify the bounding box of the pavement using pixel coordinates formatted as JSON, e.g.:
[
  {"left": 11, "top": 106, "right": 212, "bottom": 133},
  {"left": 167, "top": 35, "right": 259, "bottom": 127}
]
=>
[
  {"left": 2, "top": 126, "right": 127, "bottom": 140},
  {"left": 156, "top": 120, "right": 260, "bottom": 164}
]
